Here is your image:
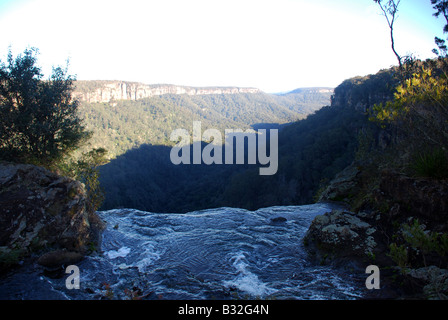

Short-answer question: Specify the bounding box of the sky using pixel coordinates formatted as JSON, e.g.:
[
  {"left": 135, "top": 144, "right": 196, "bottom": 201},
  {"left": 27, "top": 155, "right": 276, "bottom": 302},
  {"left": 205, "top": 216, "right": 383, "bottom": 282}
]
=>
[{"left": 0, "top": 0, "right": 445, "bottom": 93}]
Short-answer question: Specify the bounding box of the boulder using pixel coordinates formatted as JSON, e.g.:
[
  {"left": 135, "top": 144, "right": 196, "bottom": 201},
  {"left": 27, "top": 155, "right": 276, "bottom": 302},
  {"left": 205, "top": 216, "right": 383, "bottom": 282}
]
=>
[
  {"left": 37, "top": 250, "right": 84, "bottom": 268},
  {"left": 0, "top": 162, "right": 104, "bottom": 272},
  {"left": 303, "top": 209, "right": 381, "bottom": 266}
]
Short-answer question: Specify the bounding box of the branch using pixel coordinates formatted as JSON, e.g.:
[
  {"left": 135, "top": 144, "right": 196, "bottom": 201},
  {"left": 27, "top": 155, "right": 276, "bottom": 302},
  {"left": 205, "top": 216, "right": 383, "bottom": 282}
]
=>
[{"left": 375, "top": 0, "right": 403, "bottom": 68}]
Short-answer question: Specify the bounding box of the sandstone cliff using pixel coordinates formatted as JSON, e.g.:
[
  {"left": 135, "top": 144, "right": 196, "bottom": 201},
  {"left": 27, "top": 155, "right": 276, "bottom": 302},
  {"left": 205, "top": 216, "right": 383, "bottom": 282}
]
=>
[
  {"left": 73, "top": 80, "right": 261, "bottom": 103},
  {"left": 0, "top": 162, "right": 104, "bottom": 272}
]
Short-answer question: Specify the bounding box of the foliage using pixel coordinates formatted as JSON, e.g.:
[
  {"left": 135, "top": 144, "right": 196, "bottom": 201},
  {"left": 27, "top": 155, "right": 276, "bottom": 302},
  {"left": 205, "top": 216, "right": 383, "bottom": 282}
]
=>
[
  {"left": 59, "top": 148, "right": 109, "bottom": 213},
  {"left": 431, "top": 0, "right": 448, "bottom": 57},
  {"left": 0, "top": 48, "right": 90, "bottom": 168},
  {"left": 221, "top": 102, "right": 368, "bottom": 210},
  {"left": 402, "top": 220, "right": 439, "bottom": 257},
  {"left": 76, "top": 87, "right": 332, "bottom": 159},
  {"left": 93, "top": 66, "right": 407, "bottom": 213},
  {"left": 410, "top": 147, "right": 448, "bottom": 179},
  {"left": 388, "top": 242, "right": 409, "bottom": 271},
  {"left": 370, "top": 59, "right": 448, "bottom": 169},
  {"left": 75, "top": 148, "right": 109, "bottom": 213},
  {"left": 0, "top": 48, "right": 108, "bottom": 213},
  {"left": 389, "top": 219, "right": 448, "bottom": 270}
]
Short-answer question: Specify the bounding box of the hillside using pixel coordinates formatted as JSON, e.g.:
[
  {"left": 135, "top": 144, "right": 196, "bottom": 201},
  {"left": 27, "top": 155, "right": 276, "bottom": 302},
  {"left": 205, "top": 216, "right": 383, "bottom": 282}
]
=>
[{"left": 76, "top": 82, "right": 333, "bottom": 158}]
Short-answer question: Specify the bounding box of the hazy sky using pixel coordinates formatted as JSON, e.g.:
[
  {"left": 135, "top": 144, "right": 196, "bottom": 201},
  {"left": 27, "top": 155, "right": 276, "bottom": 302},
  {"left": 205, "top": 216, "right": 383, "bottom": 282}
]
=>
[{"left": 0, "top": 0, "right": 445, "bottom": 92}]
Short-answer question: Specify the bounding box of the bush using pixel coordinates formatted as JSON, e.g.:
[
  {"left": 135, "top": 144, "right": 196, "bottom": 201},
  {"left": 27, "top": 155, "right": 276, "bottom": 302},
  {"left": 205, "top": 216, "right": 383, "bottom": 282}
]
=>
[
  {"left": 411, "top": 148, "right": 448, "bottom": 179},
  {"left": 0, "top": 48, "right": 90, "bottom": 167}
]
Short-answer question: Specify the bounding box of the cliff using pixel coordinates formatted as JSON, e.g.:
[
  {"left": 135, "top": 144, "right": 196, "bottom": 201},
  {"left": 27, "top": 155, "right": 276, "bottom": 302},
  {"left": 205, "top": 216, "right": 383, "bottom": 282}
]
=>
[
  {"left": 330, "top": 68, "right": 398, "bottom": 112},
  {"left": 0, "top": 162, "right": 104, "bottom": 273},
  {"left": 73, "top": 80, "right": 261, "bottom": 103}
]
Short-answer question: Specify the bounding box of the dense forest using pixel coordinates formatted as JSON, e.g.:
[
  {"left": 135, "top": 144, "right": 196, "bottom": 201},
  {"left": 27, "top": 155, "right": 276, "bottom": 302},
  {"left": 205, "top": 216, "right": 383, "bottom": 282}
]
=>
[{"left": 77, "top": 87, "right": 332, "bottom": 158}]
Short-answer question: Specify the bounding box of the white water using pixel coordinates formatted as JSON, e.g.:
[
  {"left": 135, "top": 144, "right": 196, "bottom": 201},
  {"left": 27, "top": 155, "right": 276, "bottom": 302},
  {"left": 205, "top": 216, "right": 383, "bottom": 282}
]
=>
[{"left": 0, "top": 203, "right": 367, "bottom": 300}]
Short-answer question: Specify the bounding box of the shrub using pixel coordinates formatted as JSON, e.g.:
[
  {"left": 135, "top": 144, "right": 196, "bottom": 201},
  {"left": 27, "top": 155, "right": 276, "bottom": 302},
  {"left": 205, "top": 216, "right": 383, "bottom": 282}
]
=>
[
  {"left": 411, "top": 148, "right": 448, "bottom": 179},
  {"left": 0, "top": 48, "right": 90, "bottom": 167}
]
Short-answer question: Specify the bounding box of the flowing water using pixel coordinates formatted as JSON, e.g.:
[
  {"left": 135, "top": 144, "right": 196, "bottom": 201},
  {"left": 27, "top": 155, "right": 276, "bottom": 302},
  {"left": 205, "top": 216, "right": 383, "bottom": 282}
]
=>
[{"left": 0, "top": 203, "right": 369, "bottom": 300}]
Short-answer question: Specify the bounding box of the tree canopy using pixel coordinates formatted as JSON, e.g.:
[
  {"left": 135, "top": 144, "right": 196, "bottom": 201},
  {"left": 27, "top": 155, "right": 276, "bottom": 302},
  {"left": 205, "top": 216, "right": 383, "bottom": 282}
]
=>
[{"left": 0, "top": 48, "right": 90, "bottom": 167}]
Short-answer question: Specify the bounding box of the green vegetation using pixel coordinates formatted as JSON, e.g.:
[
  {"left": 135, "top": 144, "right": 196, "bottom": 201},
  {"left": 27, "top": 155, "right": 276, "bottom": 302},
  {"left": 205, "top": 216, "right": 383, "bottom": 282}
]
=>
[
  {"left": 0, "top": 48, "right": 90, "bottom": 168},
  {"left": 389, "top": 219, "right": 448, "bottom": 272},
  {"left": 411, "top": 147, "right": 448, "bottom": 179},
  {"left": 388, "top": 243, "right": 409, "bottom": 271},
  {"left": 76, "top": 86, "right": 332, "bottom": 158},
  {"left": 69, "top": 148, "right": 109, "bottom": 213},
  {"left": 0, "top": 48, "right": 107, "bottom": 213},
  {"left": 221, "top": 101, "right": 370, "bottom": 210}
]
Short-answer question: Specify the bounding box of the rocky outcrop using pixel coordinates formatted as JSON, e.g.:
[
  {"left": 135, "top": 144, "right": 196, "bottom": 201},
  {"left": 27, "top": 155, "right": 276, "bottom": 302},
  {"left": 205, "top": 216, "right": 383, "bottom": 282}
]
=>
[
  {"left": 317, "top": 164, "right": 361, "bottom": 202},
  {"left": 0, "top": 162, "right": 104, "bottom": 272},
  {"left": 73, "top": 81, "right": 261, "bottom": 103},
  {"left": 303, "top": 209, "right": 383, "bottom": 266}
]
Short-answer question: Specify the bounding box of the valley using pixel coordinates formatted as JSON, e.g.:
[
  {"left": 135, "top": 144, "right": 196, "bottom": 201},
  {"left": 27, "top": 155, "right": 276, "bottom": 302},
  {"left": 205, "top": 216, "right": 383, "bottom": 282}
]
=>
[{"left": 75, "top": 81, "right": 338, "bottom": 213}]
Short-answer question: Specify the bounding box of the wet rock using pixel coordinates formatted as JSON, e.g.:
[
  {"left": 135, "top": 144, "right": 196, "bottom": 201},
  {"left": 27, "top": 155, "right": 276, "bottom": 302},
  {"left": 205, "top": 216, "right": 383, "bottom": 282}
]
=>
[
  {"left": 304, "top": 210, "right": 380, "bottom": 265},
  {"left": 37, "top": 250, "right": 84, "bottom": 268},
  {"left": 270, "top": 217, "right": 287, "bottom": 224}
]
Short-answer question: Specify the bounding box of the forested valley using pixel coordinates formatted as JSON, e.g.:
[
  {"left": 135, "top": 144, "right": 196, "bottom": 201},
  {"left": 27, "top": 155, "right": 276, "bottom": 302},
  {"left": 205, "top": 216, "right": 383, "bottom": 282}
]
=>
[{"left": 74, "top": 85, "right": 345, "bottom": 213}]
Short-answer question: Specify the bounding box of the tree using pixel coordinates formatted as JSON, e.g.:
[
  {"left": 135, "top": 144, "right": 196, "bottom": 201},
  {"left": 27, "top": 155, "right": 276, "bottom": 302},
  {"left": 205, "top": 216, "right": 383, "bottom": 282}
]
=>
[
  {"left": 431, "top": 0, "right": 448, "bottom": 57},
  {"left": 374, "top": 0, "right": 403, "bottom": 68},
  {"left": 0, "top": 48, "right": 90, "bottom": 167}
]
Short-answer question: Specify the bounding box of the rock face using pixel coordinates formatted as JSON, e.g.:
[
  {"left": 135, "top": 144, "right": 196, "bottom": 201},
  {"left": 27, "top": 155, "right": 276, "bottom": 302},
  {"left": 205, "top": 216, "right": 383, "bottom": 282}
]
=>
[
  {"left": 0, "top": 162, "right": 104, "bottom": 271},
  {"left": 73, "top": 81, "right": 261, "bottom": 103},
  {"left": 379, "top": 170, "right": 448, "bottom": 231},
  {"left": 317, "top": 164, "right": 360, "bottom": 202},
  {"left": 405, "top": 266, "right": 448, "bottom": 299}
]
